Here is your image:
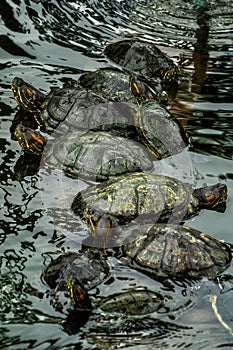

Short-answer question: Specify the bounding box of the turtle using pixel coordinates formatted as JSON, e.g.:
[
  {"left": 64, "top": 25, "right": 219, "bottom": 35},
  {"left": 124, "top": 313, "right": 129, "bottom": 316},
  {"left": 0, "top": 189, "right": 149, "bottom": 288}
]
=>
[
  {"left": 11, "top": 76, "right": 137, "bottom": 134},
  {"left": 115, "top": 224, "right": 232, "bottom": 279},
  {"left": 129, "top": 75, "right": 189, "bottom": 158},
  {"left": 77, "top": 67, "right": 168, "bottom": 104},
  {"left": 97, "top": 289, "right": 165, "bottom": 315},
  {"left": 11, "top": 75, "right": 187, "bottom": 161},
  {"left": 71, "top": 172, "right": 227, "bottom": 237},
  {"left": 42, "top": 249, "right": 110, "bottom": 310},
  {"left": 14, "top": 125, "right": 155, "bottom": 181},
  {"left": 42, "top": 248, "right": 166, "bottom": 315},
  {"left": 42, "top": 224, "right": 231, "bottom": 313},
  {"left": 103, "top": 38, "right": 180, "bottom": 83}
]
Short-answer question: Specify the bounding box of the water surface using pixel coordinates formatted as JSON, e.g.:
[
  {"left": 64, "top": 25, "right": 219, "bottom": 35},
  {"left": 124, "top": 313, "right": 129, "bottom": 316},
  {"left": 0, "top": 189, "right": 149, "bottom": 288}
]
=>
[{"left": 1, "top": 0, "right": 233, "bottom": 349}]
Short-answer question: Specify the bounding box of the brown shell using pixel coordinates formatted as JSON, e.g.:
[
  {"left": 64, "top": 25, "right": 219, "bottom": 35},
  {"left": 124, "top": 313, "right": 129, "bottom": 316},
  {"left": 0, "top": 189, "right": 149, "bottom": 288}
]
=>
[{"left": 122, "top": 224, "right": 232, "bottom": 279}]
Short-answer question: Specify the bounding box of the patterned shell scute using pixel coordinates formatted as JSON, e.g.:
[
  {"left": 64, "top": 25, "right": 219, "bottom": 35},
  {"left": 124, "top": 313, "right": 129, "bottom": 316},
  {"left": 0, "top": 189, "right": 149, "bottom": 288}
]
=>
[
  {"left": 78, "top": 69, "right": 135, "bottom": 103},
  {"left": 104, "top": 39, "right": 179, "bottom": 81},
  {"left": 47, "top": 131, "right": 154, "bottom": 181},
  {"left": 123, "top": 224, "right": 232, "bottom": 278},
  {"left": 99, "top": 290, "right": 164, "bottom": 315},
  {"left": 136, "top": 100, "right": 189, "bottom": 158},
  {"left": 72, "top": 173, "right": 194, "bottom": 226},
  {"left": 42, "top": 88, "right": 107, "bottom": 130},
  {"left": 64, "top": 101, "right": 137, "bottom": 138}
]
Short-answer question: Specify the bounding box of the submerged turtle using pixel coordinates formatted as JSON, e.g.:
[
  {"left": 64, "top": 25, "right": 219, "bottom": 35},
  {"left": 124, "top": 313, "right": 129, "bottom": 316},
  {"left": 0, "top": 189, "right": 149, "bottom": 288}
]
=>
[
  {"left": 14, "top": 125, "right": 155, "bottom": 181},
  {"left": 104, "top": 38, "right": 179, "bottom": 83},
  {"left": 42, "top": 249, "right": 110, "bottom": 310},
  {"left": 71, "top": 172, "right": 227, "bottom": 236}
]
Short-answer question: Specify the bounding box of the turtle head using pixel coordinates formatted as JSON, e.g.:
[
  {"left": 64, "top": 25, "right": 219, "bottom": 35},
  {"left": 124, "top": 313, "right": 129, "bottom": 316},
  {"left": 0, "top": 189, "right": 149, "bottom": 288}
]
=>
[
  {"left": 129, "top": 75, "right": 168, "bottom": 105},
  {"left": 14, "top": 124, "right": 46, "bottom": 155},
  {"left": 195, "top": 183, "right": 227, "bottom": 211},
  {"left": 11, "top": 77, "right": 46, "bottom": 113},
  {"left": 66, "top": 276, "right": 92, "bottom": 310}
]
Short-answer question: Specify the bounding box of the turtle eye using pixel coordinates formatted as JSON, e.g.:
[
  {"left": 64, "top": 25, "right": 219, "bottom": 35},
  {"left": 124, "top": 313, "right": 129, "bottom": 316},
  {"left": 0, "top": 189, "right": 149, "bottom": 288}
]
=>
[{"left": 12, "top": 77, "right": 24, "bottom": 88}]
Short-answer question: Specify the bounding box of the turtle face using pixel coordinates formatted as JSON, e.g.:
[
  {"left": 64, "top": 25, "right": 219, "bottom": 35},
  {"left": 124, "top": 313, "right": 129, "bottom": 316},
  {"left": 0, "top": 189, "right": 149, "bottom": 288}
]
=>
[
  {"left": 66, "top": 276, "right": 91, "bottom": 309},
  {"left": 14, "top": 124, "right": 46, "bottom": 155},
  {"left": 196, "top": 183, "right": 227, "bottom": 210},
  {"left": 129, "top": 76, "right": 168, "bottom": 105},
  {"left": 11, "top": 77, "right": 46, "bottom": 113},
  {"left": 129, "top": 76, "right": 156, "bottom": 103}
]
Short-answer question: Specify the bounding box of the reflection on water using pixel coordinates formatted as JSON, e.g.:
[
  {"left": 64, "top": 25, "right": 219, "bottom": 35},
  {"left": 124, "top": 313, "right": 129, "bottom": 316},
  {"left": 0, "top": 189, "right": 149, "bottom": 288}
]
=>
[{"left": 1, "top": 0, "right": 233, "bottom": 348}]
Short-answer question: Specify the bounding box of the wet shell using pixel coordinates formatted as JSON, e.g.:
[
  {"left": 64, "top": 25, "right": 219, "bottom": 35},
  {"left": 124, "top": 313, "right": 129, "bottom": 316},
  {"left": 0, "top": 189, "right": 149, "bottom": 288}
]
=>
[
  {"left": 104, "top": 38, "right": 179, "bottom": 82},
  {"left": 43, "top": 250, "right": 110, "bottom": 292},
  {"left": 46, "top": 131, "right": 154, "bottom": 181},
  {"left": 134, "top": 99, "right": 189, "bottom": 159},
  {"left": 71, "top": 172, "right": 196, "bottom": 229},
  {"left": 78, "top": 69, "right": 136, "bottom": 103},
  {"left": 121, "top": 224, "right": 232, "bottom": 279},
  {"left": 71, "top": 172, "right": 227, "bottom": 233},
  {"left": 99, "top": 290, "right": 165, "bottom": 315}
]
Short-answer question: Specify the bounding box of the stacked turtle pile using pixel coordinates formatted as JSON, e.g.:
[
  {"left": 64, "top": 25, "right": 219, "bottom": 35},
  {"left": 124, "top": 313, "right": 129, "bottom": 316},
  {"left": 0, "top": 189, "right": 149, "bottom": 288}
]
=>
[{"left": 11, "top": 38, "right": 231, "bottom": 315}]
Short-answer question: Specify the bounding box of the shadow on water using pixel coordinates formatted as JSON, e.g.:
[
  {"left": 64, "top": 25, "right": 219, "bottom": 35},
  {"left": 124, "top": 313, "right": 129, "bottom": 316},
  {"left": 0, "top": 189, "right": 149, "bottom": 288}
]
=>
[{"left": 1, "top": 0, "right": 233, "bottom": 349}]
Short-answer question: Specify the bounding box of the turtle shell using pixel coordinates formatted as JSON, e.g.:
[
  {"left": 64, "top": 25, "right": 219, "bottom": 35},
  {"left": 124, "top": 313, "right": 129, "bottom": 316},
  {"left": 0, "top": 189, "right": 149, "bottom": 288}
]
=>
[
  {"left": 104, "top": 39, "right": 179, "bottom": 82},
  {"left": 71, "top": 173, "right": 197, "bottom": 230},
  {"left": 134, "top": 99, "right": 189, "bottom": 159},
  {"left": 42, "top": 250, "right": 110, "bottom": 309},
  {"left": 43, "top": 250, "right": 109, "bottom": 292},
  {"left": 46, "top": 130, "right": 154, "bottom": 181},
  {"left": 98, "top": 290, "right": 165, "bottom": 315},
  {"left": 72, "top": 172, "right": 227, "bottom": 235},
  {"left": 41, "top": 88, "right": 108, "bottom": 130},
  {"left": 41, "top": 86, "right": 139, "bottom": 139},
  {"left": 120, "top": 224, "right": 232, "bottom": 279},
  {"left": 78, "top": 68, "right": 136, "bottom": 103}
]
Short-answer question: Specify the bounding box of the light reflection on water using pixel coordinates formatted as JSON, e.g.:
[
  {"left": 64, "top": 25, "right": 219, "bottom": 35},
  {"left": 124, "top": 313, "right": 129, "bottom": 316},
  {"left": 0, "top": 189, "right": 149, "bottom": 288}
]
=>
[{"left": 1, "top": 0, "right": 233, "bottom": 348}]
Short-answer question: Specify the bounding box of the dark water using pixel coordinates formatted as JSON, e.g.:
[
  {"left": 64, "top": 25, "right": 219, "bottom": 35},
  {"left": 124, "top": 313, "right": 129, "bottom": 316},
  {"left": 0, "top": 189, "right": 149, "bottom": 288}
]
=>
[{"left": 1, "top": 0, "right": 233, "bottom": 349}]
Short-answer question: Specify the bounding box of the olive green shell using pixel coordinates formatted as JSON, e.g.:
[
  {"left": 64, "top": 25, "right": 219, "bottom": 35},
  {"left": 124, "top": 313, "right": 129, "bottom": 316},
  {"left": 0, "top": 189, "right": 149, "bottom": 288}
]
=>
[
  {"left": 99, "top": 290, "right": 164, "bottom": 315},
  {"left": 71, "top": 173, "right": 200, "bottom": 229},
  {"left": 41, "top": 87, "right": 138, "bottom": 138},
  {"left": 135, "top": 100, "right": 189, "bottom": 158},
  {"left": 104, "top": 39, "right": 179, "bottom": 82},
  {"left": 41, "top": 88, "right": 108, "bottom": 130},
  {"left": 78, "top": 69, "right": 136, "bottom": 103},
  {"left": 46, "top": 131, "right": 154, "bottom": 181},
  {"left": 120, "top": 224, "right": 232, "bottom": 279}
]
